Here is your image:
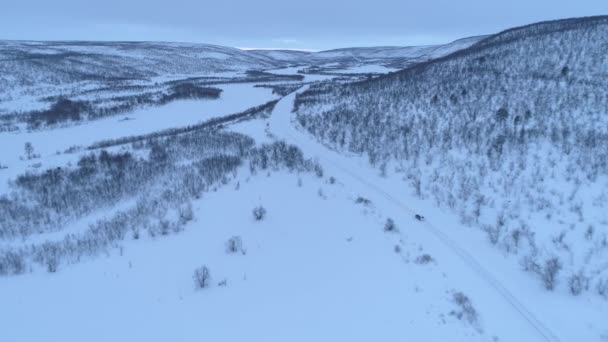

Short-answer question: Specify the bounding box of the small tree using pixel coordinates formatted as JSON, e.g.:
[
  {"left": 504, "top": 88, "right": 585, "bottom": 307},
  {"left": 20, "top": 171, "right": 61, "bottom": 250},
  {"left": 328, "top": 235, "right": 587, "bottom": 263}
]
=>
[
  {"left": 450, "top": 292, "right": 479, "bottom": 327},
  {"left": 46, "top": 256, "right": 59, "bottom": 273},
  {"left": 384, "top": 218, "right": 397, "bottom": 232},
  {"left": 596, "top": 278, "right": 608, "bottom": 299},
  {"left": 355, "top": 196, "right": 371, "bottom": 205},
  {"left": 253, "top": 206, "right": 267, "bottom": 221},
  {"left": 226, "top": 236, "right": 244, "bottom": 254},
  {"left": 496, "top": 107, "right": 509, "bottom": 122},
  {"left": 542, "top": 257, "right": 562, "bottom": 291},
  {"left": 193, "top": 265, "right": 211, "bottom": 289},
  {"left": 24, "top": 142, "right": 34, "bottom": 160},
  {"left": 415, "top": 254, "right": 434, "bottom": 264},
  {"left": 568, "top": 272, "right": 588, "bottom": 296},
  {"left": 178, "top": 204, "right": 194, "bottom": 224}
]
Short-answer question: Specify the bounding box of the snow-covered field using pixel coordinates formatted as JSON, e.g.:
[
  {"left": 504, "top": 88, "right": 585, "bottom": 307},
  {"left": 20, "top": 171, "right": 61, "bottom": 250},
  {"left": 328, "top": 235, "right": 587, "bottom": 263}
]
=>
[{"left": 0, "top": 171, "right": 491, "bottom": 341}]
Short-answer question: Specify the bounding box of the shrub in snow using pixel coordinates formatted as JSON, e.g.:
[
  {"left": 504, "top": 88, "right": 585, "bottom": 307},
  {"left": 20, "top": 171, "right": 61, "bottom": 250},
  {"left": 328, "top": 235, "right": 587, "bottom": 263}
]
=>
[
  {"left": 131, "top": 227, "right": 140, "bottom": 240},
  {"left": 568, "top": 272, "right": 589, "bottom": 296},
  {"left": 355, "top": 196, "right": 371, "bottom": 205},
  {"left": 193, "top": 266, "right": 211, "bottom": 289},
  {"left": 542, "top": 257, "right": 562, "bottom": 291},
  {"left": 506, "top": 228, "right": 522, "bottom": 252},
  {"left": 159, "top": 220, "right": 171, "bottom": 236},
  {"left": 178, "top": 204, "right": 194, "bottom": 224},
  {"left": 317, "top": 188, "right": 326, "bottom": 199},
  {"left": 415, "top": 254, "right": 434, "bottom": 264},
  {"left": 314, "top": 163, "right": 323, "bottom": 178},
  {"left": 226, "top": 236, "right": 245, "bottom": 254},
  {"left": 253, "top": 206, "right": 267, "bottom": 221},
  {"left": 384, "top": 218, "right": 397, "bottom": 232},
  {"left": 450, "top": 292, "right": 480, "bottom": 328},
  {"left": 597, "top": 278, "right": 608, "bottom": 299},
  {"left": 0, "top": 251, "right": 26, "bottom": 275},
  {"left": 46, "top": 256, "right": 59, "bottom": 273},
  {"left": 24, "top": 142, "right": 35, "bottom": 160},
  {"left": 521, "top": 253, "right": 541, "bottom": 274},
  {"left": 483, "top": 224, "right": 501, "bottom": 245},
  {"left": 584, "top": 225, "right": 594, "bottom": 240}
]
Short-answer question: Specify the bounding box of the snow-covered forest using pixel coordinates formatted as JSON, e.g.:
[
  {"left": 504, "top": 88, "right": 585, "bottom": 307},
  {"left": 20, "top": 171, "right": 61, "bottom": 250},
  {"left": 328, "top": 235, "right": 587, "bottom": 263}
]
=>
[{"left": 295, "top": 16, "right": 608, "bottom": 298}]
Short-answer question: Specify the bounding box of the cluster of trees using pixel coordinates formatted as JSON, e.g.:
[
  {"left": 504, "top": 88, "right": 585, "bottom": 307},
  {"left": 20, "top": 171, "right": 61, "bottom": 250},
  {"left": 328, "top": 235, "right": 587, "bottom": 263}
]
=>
[
  {"left": 27, "top": 97, "right": 90, "bottom": 128},
  {"left": 255, "top": 83, "right": 303, "bottom": 96},
  {"left": 158, "top": 83, "right": 221, "bottom": 104},
  {"left": 450, "top": 291, "right": 481, "bottom": 331},
  {"left": 1, "top": 150, "right": 155, "bottom": 239},
  {"left": 294, "top": 17, "right": 608, "bottom": 296},
  {"left": 0, "top": 124, "right": 319, "bottom": 275},
  {"left": 248, "top": 141, "right": 323, "bottom": 176}
]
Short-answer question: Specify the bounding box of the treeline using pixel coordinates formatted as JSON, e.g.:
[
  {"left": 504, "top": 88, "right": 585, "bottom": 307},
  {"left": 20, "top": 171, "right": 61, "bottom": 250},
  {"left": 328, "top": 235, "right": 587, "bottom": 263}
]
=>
[
  {"left": 24, "top": 83, "right": 223, "bottom": 129},
  {"left": 87, "top": 99, "right": 279, "bottom": 150},
  {"left": 254, "top": 83, "right": 303, "bottom": 96}
]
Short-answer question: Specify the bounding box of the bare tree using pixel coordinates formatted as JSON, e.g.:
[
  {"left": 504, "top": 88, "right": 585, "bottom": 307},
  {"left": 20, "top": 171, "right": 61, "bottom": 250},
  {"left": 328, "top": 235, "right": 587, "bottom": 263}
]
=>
[
  {"left": 568, "top": 272, "right": 588, "bottom": 296},
  {"left": 225, "top": 236, "right": 245, "bottom": 254},
  {"left": 24, "top": 142, "right": 34, "bottom": 160},
  {"left": 597, "top": 278, "right": 608, "bottom": 299},
  {"left": 542, "top": 257, "right": 562, "bottom": 291},
  {"left": 384, "top": 218, "right": 397, "bottom": 232},
  {"left": 253, "top": 206, "right": 267, "bottom": 221},
  {"left": 450, "top": 291, "right": 480, "bottom": 329},
  {"left": 193, "top": 265, "right": 211, "bottom": 289}
]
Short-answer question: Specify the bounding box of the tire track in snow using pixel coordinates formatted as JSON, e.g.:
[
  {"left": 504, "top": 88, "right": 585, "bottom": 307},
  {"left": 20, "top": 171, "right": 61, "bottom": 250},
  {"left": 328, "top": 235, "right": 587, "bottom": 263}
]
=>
[{"left": 268, "top": 86, "right": 561, "bottom": 342}]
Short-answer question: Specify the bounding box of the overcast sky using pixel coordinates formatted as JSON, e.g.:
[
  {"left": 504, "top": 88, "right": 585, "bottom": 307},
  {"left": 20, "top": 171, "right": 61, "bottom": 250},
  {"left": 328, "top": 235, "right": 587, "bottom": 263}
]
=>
[{"left": 1, "top": 0, "right": 606, "bottom": 50}]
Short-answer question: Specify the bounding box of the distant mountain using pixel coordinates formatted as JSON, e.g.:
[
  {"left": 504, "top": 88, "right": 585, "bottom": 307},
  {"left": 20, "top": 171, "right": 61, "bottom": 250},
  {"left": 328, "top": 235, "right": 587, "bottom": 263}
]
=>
[
  {"left": 312, "top": 35, "right": 487, "bottom": 66},
  {"left": 0, "top": 41, "right": 281, "bottom": 88},
  {"left": 248, "top": 36, "right": 486, "bottom": 67},
  {"left": 247, "top": 49, "right": 312, "bottom": 62},
  {"left": 294, "top": 16, "right": 608, "bottom": 294}
]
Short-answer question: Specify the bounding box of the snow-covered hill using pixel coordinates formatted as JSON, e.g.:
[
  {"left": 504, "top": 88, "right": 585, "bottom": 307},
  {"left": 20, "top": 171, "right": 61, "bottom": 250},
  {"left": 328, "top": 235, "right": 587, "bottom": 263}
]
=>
[
  {"left": 0, "top": 41, "right": 280, "bottom": 86},
  {"left": 295, "top": 15, "right": 608, "bottom": 303},
  {"left": 312, "top": 35, "right": 486, "bottom": 64}
]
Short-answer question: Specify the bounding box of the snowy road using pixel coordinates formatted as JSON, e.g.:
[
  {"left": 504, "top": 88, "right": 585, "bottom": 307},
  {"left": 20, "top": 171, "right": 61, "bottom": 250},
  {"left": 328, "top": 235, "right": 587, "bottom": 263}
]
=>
[{"left": 267, "top": 86, "right": 562, "bottom": 342}]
